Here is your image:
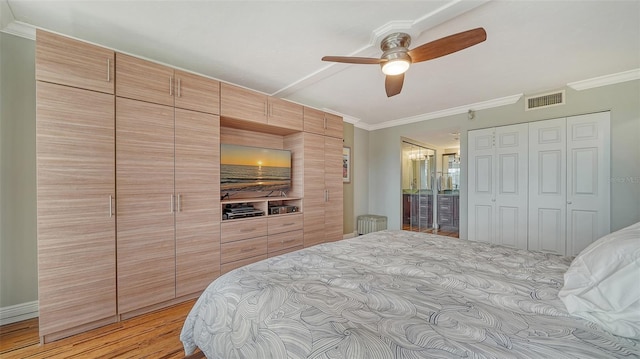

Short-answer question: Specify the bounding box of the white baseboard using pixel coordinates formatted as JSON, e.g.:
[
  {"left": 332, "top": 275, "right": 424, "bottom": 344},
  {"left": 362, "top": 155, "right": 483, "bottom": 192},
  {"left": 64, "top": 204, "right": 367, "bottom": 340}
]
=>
[
  {"left": 343, "top": 231, "right": 357, "bottom": 239},
  {"left": 0, "top": 300, "right": 39, "bottom": 325}
]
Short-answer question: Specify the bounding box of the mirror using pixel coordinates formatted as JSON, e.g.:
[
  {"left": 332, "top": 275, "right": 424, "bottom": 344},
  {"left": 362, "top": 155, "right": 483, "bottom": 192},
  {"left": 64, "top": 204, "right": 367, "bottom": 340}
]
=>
[{"left": 441, "top": 152, "right": 460, "bottom": 193}]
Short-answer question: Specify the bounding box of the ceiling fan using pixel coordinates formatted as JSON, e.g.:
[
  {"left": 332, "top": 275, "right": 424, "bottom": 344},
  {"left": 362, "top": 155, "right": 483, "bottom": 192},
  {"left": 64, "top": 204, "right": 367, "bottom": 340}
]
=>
[{"left": 322, "top": 28, "right": 487, "bottom": 97}]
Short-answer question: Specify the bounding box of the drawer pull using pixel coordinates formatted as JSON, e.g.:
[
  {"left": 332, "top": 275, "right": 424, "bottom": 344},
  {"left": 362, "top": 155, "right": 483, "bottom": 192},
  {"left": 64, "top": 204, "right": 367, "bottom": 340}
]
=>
[
  {"left": 241, "top": 228, "right": 256, "bottom": 233},
  {"left": 241, "top": 246, "right": 256, "bottom": 252},
  {"left": 283, "top": 223, "right": 295, "bottom": 227},
  {"left": 281, "top": 239, "right": 295, "bottom": 244}
]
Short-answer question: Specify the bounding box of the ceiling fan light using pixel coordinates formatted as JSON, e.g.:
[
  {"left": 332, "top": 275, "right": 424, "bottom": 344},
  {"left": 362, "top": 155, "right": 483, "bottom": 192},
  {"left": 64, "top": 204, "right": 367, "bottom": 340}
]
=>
[{"left": 382, "top": 59, "right": 410, "bottom": 75}]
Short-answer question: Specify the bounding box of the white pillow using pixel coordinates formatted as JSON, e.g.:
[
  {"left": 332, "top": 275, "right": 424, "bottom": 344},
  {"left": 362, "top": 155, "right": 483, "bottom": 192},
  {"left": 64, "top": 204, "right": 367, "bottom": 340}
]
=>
[{"left": 558, "top": 221, "right": 640, "bottom": 339}]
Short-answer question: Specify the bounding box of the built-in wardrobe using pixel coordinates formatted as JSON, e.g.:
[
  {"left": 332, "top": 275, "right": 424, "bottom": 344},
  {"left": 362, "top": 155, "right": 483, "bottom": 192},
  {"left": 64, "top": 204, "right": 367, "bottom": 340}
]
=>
[
  {"left": 35, "top": 29, "right": 344, "bottom": 343},
  {"left": 467, "top": 112, "right": 610, "bottom": 256}
]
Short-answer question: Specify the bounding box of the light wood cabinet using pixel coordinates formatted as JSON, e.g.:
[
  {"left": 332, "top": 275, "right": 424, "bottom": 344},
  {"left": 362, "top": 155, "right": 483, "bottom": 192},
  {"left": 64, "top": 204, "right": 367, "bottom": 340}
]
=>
[
  {"left": 116, "top": 98, "right": 221, "bottom": 313},
  {"left": 174, "top": 69, "right": 221, "bottom": 115},
  {"left": 175, "top": 109, "right": 221, "bottom": 297},
  {"left": 116, "top": 53, "right": 220, "bottom": 114},
  {"left": 37, "top": 81, "right": 116, "bottom": 341},
  {"left": 116, "top": 98, "right": 176, "bottom": 314},
  {"left": 303, "top": 107, "right": 343, "bottom": 139},
  {"left": 324, "top": 136, "right": 344, "bottom": 241},
  {"left": 303, "top": 132, "right": 344, "bottom": 246},
  {"left": 36, "top": 29, "right": 114, "bottom": 94},
  {"left": 221, "top": 83, "right": 303, "bottom": 130}
]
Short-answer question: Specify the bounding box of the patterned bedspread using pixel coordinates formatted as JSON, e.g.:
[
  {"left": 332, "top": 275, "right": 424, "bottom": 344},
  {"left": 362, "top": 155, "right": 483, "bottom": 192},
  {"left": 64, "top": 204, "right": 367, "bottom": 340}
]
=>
[{"left": 180, "top": 230, "right": 640, "bottom": 358}]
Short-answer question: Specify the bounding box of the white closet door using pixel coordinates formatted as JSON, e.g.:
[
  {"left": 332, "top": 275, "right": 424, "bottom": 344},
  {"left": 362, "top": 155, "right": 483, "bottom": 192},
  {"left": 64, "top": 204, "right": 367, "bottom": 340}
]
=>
[
  {"left": 468, "top": 128, "right": 495, "bottom": 243},
  {"left": 529, "top": 118, "right": 567, "bottom": 254},
  {"left": 494, "top": 124, "right": 529, "bottom": 249},
  {"left": 566, "top": 112, "right": 610, "bottom": 255}
]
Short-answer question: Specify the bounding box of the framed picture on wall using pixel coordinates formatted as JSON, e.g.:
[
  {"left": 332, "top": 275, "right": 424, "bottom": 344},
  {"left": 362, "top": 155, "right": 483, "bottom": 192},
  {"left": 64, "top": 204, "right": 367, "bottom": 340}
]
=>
[{"left": 343, "top": 146, "right": 351, "bottom": 183}]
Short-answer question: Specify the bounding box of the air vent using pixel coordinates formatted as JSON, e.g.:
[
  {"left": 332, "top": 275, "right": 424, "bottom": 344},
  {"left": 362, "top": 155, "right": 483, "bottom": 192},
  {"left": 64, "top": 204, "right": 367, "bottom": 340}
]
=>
[{"left": 525, "top": 90, "right": 565, "bottom": 111}]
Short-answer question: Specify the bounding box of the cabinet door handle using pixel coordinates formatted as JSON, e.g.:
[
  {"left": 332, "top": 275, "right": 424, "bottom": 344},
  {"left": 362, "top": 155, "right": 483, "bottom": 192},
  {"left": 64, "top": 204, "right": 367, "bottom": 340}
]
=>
[
  {"left": 106, "top": 58, "right": 111, "bottom": 82},
  {"left": 323, "top": 115, "right": 327, "bottom": 129},
  {"left": 170, "top": 194, "right": 175, "bottom": 213},
  {"left": 177, "top": 194, "right": 182, "bottom": 212},
  {"left": 169, "top": 76, "right": 173, "bottom": 96},
  {"left": 177, "top": 78, "right": 181, "bottom": 98},
  {"left": 109, "top": 195, "right": 114, "bottom": 218}
]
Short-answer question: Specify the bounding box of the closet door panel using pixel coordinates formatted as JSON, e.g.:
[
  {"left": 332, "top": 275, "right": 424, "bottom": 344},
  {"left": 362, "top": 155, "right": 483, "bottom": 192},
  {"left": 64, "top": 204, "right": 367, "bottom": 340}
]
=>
[
  {"left": 175, "top": 109, "right": 221, "bottom": 297},
  {"left": 303, "top": 133, "right": 326, "bottom": 247},
  {"left": 324, "top": 136, "right": 344, "bottom": 242},
  {"left": 528, "top": 118, "right": 566, "bottom": 254},
  {"left": 467, "top": 128, "right": 494, "bottom": 243},
  {"left": 37, "top": 82, "right": 116, "bottom": 337},
  {"left": 494, "top": 124, "right": 528, "bottom": 249},
  {"left": 116, "top": 98, "right": 176, "bottom": 313},
  {"left": 566, "top": 112, "right": 610, "bottom": 255}
]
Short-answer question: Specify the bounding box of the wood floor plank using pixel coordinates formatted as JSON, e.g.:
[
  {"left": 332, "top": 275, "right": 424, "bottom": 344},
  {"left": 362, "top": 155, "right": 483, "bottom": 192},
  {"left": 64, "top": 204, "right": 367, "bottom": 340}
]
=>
[{"left": 0, "top": 299, "right": 201, "bottom": 359}]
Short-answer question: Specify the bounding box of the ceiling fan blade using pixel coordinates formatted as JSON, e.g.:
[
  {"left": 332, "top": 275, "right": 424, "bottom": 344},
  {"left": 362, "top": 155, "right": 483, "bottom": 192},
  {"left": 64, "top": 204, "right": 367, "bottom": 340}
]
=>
[
  {"left": 321, "top": 56, "right": 383, "bottom": 65},
  {"left": 408, "top": 27, "right": 487, "bottom": 63},
  {"left": 385, "top": 74, "right": 404, "bottom": 97}
]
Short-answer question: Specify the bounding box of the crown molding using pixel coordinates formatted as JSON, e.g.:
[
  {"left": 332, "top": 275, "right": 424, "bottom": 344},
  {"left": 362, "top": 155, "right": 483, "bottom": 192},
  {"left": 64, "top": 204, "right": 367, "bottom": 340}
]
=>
[
  {"left": 0, "top": 20, "right": 35, "bottom": 40},
  {"left": 567, "top": 68, "right": 640, "bottom": 91},
  {"left": 366, "top": 93, "right": 523, "bottom": 131}
]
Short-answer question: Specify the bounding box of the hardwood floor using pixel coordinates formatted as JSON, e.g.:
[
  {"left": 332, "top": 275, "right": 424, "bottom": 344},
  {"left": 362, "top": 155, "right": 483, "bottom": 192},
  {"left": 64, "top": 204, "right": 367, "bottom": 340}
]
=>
[
  {"left": 402, "top": 225, "right": 460, "bottom": 238},
  {"left": 0, "top": 300, "right": 204, "bottom": 359}
]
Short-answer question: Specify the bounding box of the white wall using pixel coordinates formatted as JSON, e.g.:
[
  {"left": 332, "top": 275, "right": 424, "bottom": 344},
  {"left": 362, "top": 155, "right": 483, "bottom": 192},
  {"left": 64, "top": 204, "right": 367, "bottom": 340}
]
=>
[
  {"left": 0, "top": 32, "right": 37, "bottom": 308},
  {"left": 362, "top": 80, "right": 640, "bottom": 236}
]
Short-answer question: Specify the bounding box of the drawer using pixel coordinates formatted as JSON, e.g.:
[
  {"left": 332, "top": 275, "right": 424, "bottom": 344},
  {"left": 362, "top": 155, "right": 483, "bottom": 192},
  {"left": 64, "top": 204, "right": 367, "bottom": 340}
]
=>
[
  {"left": 221, "top": 236, "right": 268, "bottom": 264},
  {"left": 268, "top": 229, "right": 303, "bottom": 253},
  {"left": 221, "top": 254, "right": 268, "bottom": 274},
  {"left": 439, "top": 215, "right": 453, "bottom": 224},
  {"left": 221, "top": 217, "right": 267, "bottom": 243},
  {"left": 269, "top": 245, "right": 303, "bottom": 258},
  {"left": 268, "top": 214, "right": 303, "bottom": 235},
  {"left": 439, "top": 196, "right": 453, "bottom": 204},
  {"left": 439, "top": 203, "right": 452, "bottom": 212}
]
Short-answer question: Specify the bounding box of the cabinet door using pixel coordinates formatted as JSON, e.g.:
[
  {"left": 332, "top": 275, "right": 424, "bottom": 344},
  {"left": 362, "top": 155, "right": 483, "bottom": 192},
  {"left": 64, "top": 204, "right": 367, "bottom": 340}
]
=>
[
  {"left": 528, "top": 118, "right": 567, "bottom": 255},
  {"left": 324, "top": 113, "right": 344, "bottom": 139},
  {"left": 324, "top": 136, "right": 344, "bottom": 242},
  {"left": 220, "top": 83, "right": 267, "bottom": 123},
  {"left": 115, "top": 53, "right": 174, "bottom": 107},
  {"left": 268, "top": 97, "right": 303, "bottom": 131},
  {"left": 36, "top": 30, "right": 114, "bottom": 94},
  {"left": 566, "top": 112, "right": 610, "bottom": 255},
  {"left": 37, "top": 82, "right": 116, "bottom": 338},
  {"left": 175, "top": 109, "right": 221, "bottom": 297},
  {"left": 303, "top": 133, "right": 326, "bottom": 247},
  {"left": 303, "top": 107, "right": 325, "bottom": 135},
  {"left": 116, "top": 98, "right": 176, "bottom": 314},
  {"left": 174, "top": 70, "right": 221, "bottom": 115}
]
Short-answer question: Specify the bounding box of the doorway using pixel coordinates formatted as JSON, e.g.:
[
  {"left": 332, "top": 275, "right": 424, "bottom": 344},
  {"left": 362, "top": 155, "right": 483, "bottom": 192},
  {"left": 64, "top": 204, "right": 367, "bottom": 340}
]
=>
[{"left": 401, "top": 140, "right": 436, "bottom": 232}]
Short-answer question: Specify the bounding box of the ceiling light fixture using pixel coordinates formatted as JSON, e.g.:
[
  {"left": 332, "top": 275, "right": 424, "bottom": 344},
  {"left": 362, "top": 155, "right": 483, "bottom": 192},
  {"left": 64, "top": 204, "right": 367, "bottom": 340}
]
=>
[
  {"left": 381, "top": 57, "right": 410, "bottom": 75},
  {"left": 380, "top": 40, "right": 412, "bottom": 76}
]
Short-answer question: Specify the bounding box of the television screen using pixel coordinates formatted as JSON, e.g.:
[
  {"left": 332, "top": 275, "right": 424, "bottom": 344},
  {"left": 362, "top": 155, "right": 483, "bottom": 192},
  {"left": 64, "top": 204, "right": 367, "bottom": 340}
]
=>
[{"left": 220, "top": 144, "right": 292, "bottom": 193}]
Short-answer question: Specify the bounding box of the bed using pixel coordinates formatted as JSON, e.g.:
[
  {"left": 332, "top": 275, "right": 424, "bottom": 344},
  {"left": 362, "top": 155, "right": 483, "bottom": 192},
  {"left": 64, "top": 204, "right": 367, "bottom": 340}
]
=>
[{"left": 181, "top": 226, "right": 640, "bottom": 358}]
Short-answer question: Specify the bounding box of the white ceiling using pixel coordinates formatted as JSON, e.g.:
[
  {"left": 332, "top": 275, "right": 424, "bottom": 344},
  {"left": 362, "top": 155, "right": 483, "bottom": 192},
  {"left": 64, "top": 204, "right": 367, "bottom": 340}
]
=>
[{"left": 2, "top": 0, "right": 639, "bottom": 148}]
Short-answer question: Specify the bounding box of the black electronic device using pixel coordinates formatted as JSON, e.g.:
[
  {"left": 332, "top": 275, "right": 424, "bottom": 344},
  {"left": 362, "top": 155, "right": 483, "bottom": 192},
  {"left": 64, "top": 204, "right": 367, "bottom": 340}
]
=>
[{"left": 269, "top": 205, "right": 298, "bottom": 215}]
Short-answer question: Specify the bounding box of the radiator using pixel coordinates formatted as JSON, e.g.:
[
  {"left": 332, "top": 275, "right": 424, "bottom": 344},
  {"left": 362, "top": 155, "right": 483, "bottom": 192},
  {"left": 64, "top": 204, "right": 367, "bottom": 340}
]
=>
[{"left": 357, "top": 215, "right": 388, "bottom": 235}]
